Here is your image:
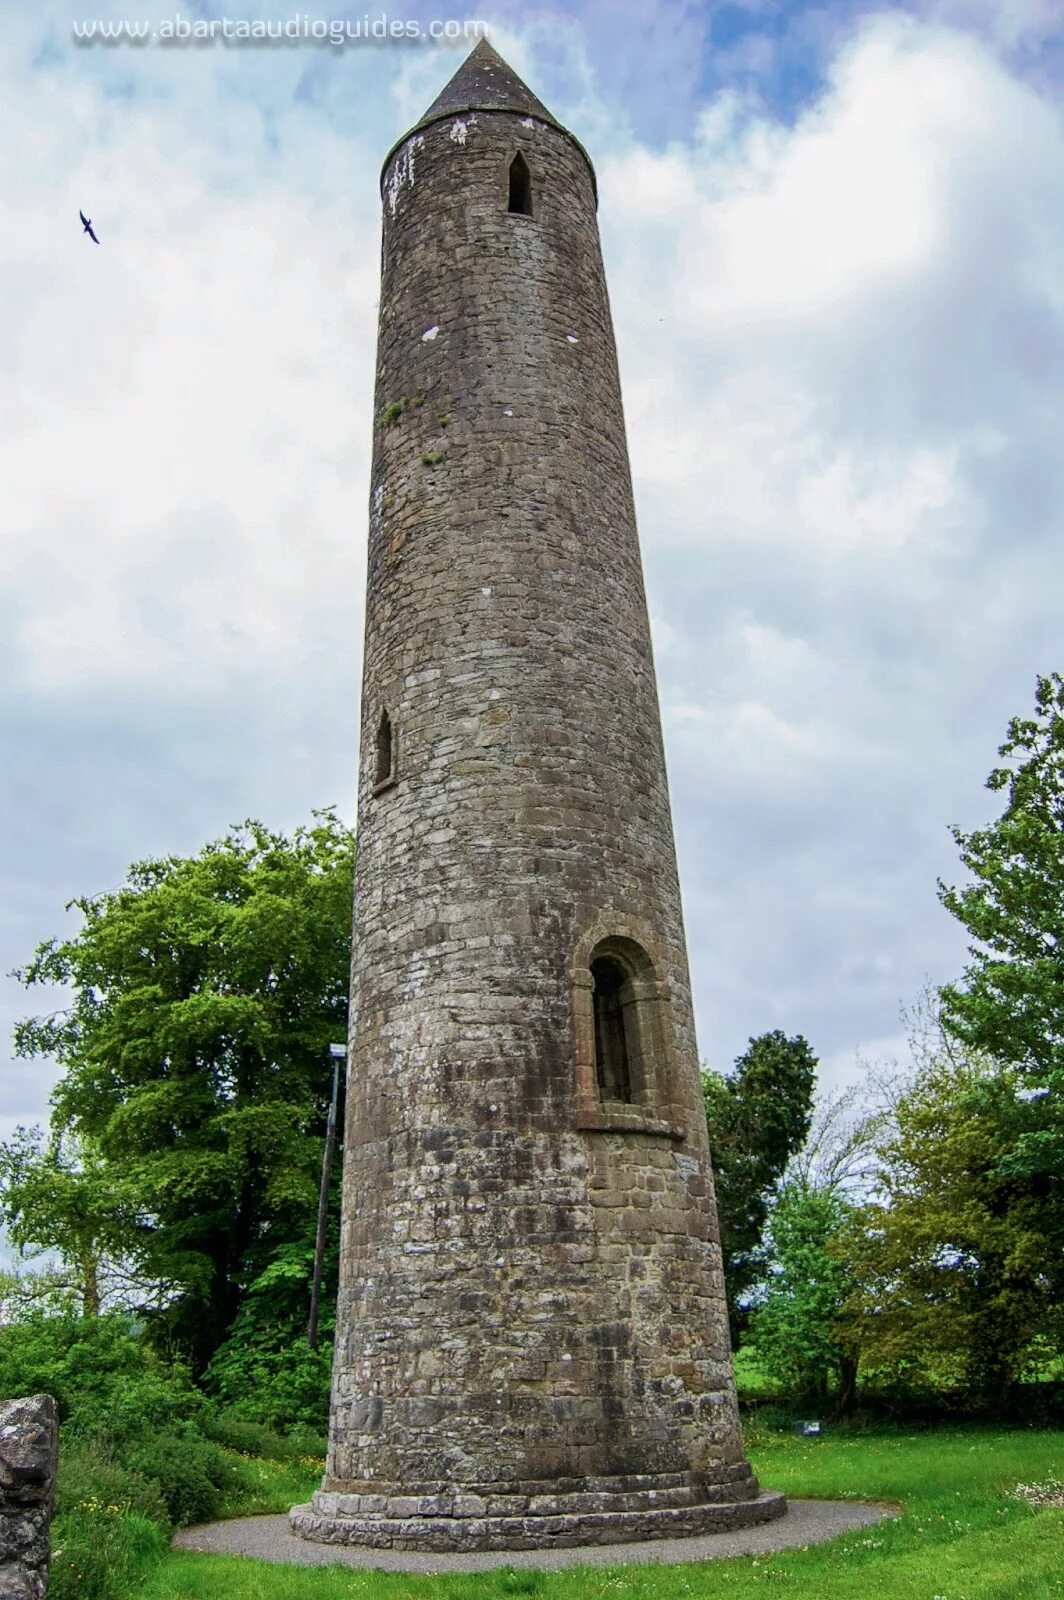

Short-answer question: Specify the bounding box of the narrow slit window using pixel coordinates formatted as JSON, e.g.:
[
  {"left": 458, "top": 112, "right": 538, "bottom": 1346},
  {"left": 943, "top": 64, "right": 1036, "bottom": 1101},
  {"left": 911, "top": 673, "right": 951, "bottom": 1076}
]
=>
[
  {"left": 592, "top": 955, "right": 633, "bottom": 1104},
  {"left": 508, "top": 152, "right": 533, "bottom": 217},
  {"left": 374, "top": 709, "right": 393, "bottom": 787}
]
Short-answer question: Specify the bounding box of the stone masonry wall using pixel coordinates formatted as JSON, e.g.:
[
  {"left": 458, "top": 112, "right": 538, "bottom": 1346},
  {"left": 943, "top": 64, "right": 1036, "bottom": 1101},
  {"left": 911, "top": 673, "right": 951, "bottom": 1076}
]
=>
[
  {"left": 0, "top": 1396, "right": 58, "bottom": 1600},
  {"left": 293, "top": 69, "right": 783, "bottom": 1551}
]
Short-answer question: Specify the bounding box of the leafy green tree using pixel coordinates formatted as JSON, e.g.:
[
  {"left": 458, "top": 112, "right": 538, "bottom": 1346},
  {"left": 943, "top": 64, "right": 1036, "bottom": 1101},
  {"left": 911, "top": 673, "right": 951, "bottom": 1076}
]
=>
[
  {"left": 846, "top": 1044, "right": 1058, "bottom": 1407},
  {"left": 203, "top": 1238, "right": 334, "bottom": 1429},
  {"left": 747, "top": 1181, "right": 858, "bottom": 1411},
  {"left": 0, "top": 1127, "right": 164, "bottom": 1317},
  {"left": 10, "top": 811, "right": 354, "bottom": 1369},
  {"left": 938, "top": 672, "right": 1064, "bottom": 1257},
  {"left": 742, "top": 1074, "right": 886, "bottom": 1413},
  {"left": 703, "top": 1030, "right": 818, "bottom": 1338}
]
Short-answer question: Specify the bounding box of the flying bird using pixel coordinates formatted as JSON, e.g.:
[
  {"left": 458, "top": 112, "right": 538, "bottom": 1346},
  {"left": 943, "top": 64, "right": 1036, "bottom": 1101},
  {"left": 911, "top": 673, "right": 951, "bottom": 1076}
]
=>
[{"left": 79, "top": 210, "right": 99, "bottom": 244}]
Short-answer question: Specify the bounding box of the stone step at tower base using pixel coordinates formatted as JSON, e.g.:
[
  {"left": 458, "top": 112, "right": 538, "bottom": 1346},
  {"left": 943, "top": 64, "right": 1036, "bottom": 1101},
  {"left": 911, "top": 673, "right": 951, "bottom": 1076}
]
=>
[{"left": 291, "top": 1474, "right": 786, "bottom": 1552}]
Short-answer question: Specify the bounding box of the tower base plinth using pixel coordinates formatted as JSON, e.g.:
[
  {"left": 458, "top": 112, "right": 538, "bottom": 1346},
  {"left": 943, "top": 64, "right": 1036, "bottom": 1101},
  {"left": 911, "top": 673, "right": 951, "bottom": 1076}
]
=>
[{"left": 289, "top": 1471, "right": 786, "bottom": 1552}]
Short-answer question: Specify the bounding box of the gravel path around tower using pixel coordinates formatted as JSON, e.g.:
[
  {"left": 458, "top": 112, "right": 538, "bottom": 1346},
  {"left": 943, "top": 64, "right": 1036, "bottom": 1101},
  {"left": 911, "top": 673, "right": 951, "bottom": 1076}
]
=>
[{"left": 173, "top": 1499, "right": 897, "bottom": 1573}]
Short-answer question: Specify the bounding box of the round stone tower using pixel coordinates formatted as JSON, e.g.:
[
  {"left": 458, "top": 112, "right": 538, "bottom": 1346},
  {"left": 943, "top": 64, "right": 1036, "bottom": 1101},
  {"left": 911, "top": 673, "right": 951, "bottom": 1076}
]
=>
[{"left": 291, "top": 40, "right": 785, "bottom": 1552}]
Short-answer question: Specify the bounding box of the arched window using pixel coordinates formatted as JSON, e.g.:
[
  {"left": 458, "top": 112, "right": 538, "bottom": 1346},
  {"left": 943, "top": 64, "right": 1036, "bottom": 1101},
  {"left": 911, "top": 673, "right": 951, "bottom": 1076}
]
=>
[
  {"left": 508, "top": 152, "right": 533, "bottom": 217},
  {"left": 571, "top": 926, "right": 682, "bottom": 1136},
  {"left": 591, "top": 955, "right": 633, "bottom": 1103},
  {"left": 374, "top": 708, "right": 394, "bottom": 788}
]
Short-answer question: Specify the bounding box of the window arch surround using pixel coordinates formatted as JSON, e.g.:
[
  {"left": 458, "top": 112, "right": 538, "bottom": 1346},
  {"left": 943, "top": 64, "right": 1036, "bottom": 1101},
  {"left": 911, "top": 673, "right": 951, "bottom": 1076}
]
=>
[{"left": 570, "top": 917, "right": 685, "bottom": 1138}]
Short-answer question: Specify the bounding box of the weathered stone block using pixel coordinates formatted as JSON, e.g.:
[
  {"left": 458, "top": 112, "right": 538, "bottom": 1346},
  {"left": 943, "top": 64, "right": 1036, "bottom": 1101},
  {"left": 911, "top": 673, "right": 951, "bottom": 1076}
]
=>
[
  {"left": 0, "top": 1570, "right": 46, "bottom": 1600},
  {"left": 0, "top": 1398, "right": 57, "bottom": 1598}
]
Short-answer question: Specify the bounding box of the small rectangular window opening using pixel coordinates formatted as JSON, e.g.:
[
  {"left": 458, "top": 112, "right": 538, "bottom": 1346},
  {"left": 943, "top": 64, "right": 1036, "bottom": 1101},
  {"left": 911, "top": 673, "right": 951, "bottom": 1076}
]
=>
[
  {"left": 592, "top": 956, "right": 634, "bottom": 1104},
  {"left": 508, "top": 152, "right": 533, "bottom": 217},
  {"left": 374, "top": 709, "right": 394, "bottom": 789}
]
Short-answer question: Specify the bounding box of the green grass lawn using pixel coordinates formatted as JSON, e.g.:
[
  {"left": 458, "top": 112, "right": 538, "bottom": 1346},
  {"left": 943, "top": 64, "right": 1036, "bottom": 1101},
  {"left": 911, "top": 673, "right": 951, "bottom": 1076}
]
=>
[{"left": 128, "top": 1426, "right": 1064, "bottom": 1600}]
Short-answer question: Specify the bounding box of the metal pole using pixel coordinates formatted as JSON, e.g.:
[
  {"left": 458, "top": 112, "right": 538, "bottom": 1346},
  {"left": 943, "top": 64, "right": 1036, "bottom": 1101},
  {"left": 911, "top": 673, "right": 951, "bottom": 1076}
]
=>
[{"left": 308, "top": 1043, "right": 345, "bottom": 1350}]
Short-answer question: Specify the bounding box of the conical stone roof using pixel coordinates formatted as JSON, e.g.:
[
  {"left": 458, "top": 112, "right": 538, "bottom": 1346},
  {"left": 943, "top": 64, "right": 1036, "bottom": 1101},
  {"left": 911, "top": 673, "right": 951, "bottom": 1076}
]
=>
[{"left": 416, "top": 38, "right": 560, "bottom": 129}]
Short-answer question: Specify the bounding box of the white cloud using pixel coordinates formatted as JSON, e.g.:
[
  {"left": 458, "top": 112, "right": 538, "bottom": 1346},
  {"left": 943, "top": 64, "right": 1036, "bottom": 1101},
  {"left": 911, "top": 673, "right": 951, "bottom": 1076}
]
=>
[
  {"left": 2, "top": 121, "right": 377, "bottom": 689},
  {"left": 606, "top": 15, "right": 1064, "bottom": 557},
  {"left": 927, "top": 0, "right": 1064, "bottom": 50},
  {"left": 598, "top": 14, "right": 1064, "bottom": 1068}
]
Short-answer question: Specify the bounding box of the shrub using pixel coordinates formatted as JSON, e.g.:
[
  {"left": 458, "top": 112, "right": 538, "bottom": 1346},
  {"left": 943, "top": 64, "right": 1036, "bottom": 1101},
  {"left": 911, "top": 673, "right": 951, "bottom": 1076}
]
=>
[
  {"left": 0, "top": 1313, "right": 201, "bottom": 1440},
  {"left": 124, "top": 1429, "right": 239, "bottom": 1526},
  {"left": 284, "top": 1422, "right": 330, "bottom": 1459},
  {"left": 204, "top": 1320, "right": 332, "bottom": 1432},
  {"left": 56, "top": 1436, "right": 169, "bottom": 1526},
  {"left": 201, "top": 1409, "right": 326, "bottom": 1462}
]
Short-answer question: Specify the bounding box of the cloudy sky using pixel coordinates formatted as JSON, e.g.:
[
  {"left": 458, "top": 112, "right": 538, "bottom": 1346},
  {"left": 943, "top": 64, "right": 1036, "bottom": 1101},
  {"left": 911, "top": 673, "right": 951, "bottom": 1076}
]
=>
[{"left": 2, "top": 0, "right": 1062, "bottom": 1143}]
